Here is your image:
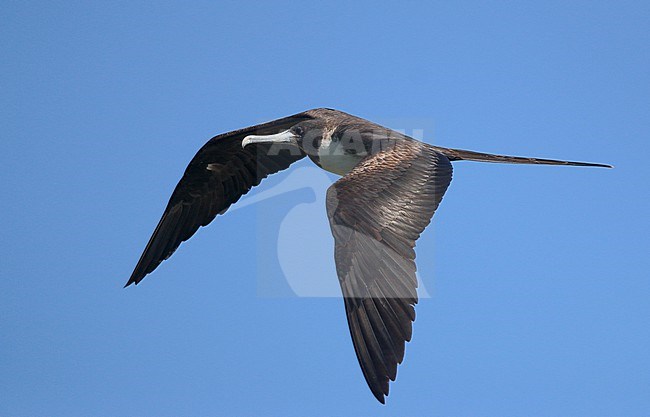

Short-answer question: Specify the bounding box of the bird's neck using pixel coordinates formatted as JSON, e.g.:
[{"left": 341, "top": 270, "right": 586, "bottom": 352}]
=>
[{"left": 308, "top": 135, "right": 367, "bottom": 176}]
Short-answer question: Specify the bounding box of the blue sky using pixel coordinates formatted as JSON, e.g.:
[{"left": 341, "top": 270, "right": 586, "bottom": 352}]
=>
[{"left": 1, "top": 1, "right": 649, "bottom": 416}]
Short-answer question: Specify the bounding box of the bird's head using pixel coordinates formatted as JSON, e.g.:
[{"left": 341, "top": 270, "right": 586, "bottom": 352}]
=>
[
  {"left": 241, "top": 119, "right": 328, "bottom": 157},
  {"left": 242, "top": 117, "right": 374, "bottom": 169}
]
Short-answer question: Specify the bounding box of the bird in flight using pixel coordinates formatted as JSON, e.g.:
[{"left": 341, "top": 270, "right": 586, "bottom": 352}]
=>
[{"left": 125, "top": 108, "right": 611, "bottom": 403}]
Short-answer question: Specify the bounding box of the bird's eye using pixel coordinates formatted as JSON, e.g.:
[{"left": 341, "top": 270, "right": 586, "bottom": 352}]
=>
[{"left": 292, "top": 126, "right": 304, "bottom": 136}]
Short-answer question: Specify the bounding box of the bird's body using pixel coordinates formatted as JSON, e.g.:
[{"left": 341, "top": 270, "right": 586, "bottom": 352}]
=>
[{"left": 126, "top": 108, "right": 610, "bottom": 403}]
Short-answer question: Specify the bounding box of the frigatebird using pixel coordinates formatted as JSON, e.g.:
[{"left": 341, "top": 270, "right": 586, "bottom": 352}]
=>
[{"left": 125, "top": 108, "right": 611, "bottom": 403}]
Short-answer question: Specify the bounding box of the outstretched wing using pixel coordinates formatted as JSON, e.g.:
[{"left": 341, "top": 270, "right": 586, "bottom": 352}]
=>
[
  {"left": 326, "top": 140, "right": 453, "bottom": 403},
  {"left": 126, "top": 112, "right": 313, "bottom": 287}
]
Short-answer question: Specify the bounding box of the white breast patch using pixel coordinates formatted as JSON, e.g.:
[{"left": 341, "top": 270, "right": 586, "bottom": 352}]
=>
[{"left": 317, "top": 137, "right": 364, "bottom": 176}]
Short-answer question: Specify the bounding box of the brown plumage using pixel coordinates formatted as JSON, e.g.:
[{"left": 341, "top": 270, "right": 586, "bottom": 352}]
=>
[{"left": 126, "top": 108, "right": 611, "bottom": 403}]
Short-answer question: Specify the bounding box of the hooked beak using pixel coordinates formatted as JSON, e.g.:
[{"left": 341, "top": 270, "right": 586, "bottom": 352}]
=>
[{"left": 242, "top": 129, "right": 298, "bottom": 148}]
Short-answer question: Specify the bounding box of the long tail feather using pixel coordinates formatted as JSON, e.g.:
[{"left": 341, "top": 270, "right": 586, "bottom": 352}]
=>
[{"left": 433, "top": 146, "right": 613, "bottom": 168}]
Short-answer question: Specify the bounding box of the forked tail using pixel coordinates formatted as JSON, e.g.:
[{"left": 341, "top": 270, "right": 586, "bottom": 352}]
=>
[{"left": 433, "top": 146, "right": 613, "bottom": 168}]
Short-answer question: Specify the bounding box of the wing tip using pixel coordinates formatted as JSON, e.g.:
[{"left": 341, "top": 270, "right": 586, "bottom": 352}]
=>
[{"left": 123, "top": 272, "right": 142, "bottom": 288}]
